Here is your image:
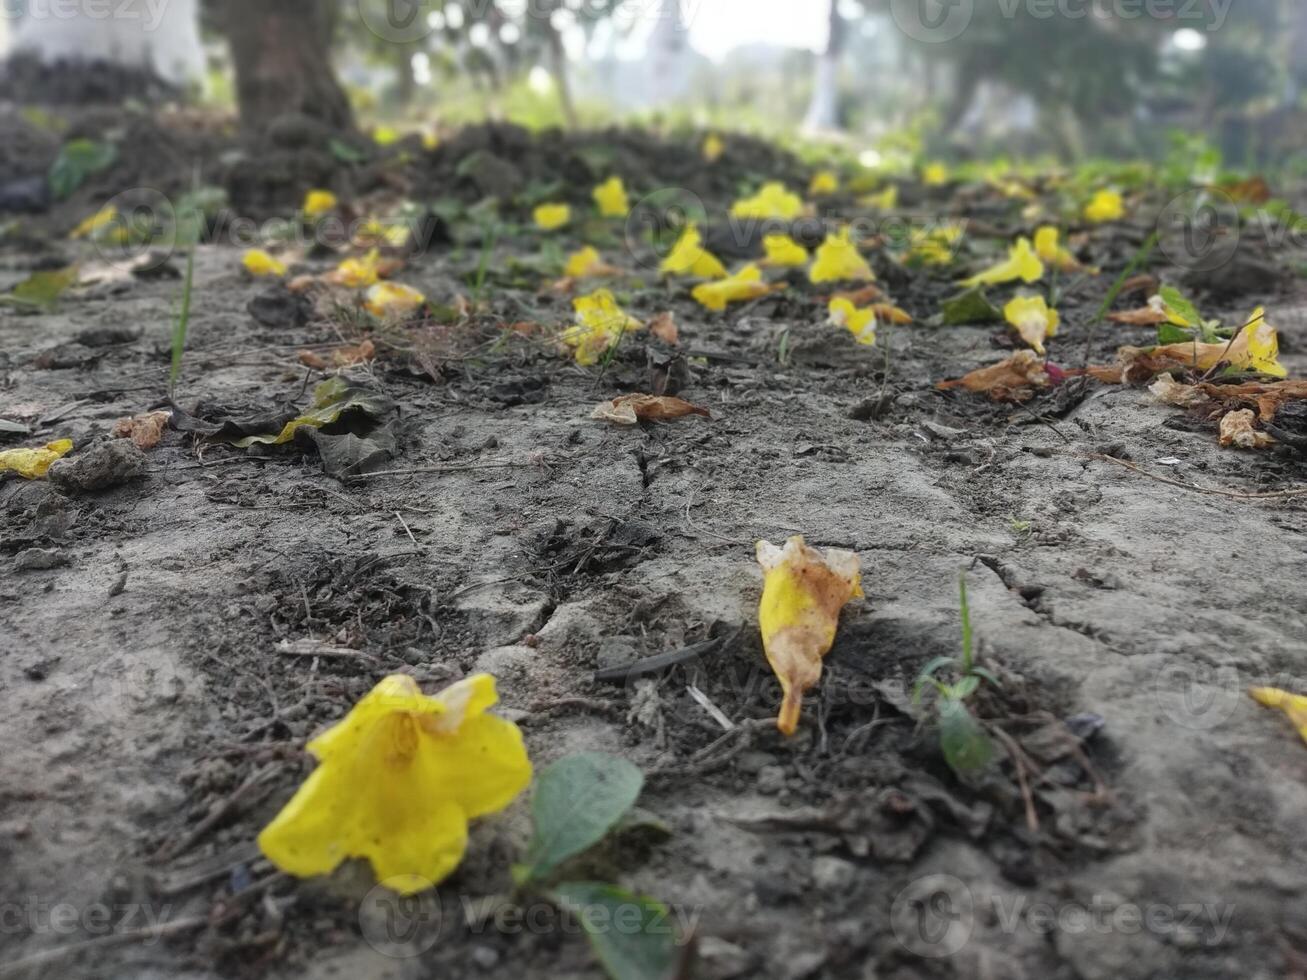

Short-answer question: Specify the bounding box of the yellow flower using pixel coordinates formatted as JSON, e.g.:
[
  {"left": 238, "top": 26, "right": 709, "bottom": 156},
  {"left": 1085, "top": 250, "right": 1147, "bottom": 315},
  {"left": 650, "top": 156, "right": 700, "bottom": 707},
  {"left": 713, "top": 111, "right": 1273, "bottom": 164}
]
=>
[
  {"left": 365, "top": 281, "right": 426, "bottom": 320},
  {"left": 422, "top": 133, "right": 440, "bottom": 151},
  {"left": 70, "top": 205, "right": 117, "bottom": 239},
  {"left": 258, "top": 673, "right": 531, "bottom": 895},
  {"left": 1033, "top": 226, "right": 1082, "bottom": 273},
  {"left": 757, "top": 536, "right": 862, "bottom": 735},
  {"left": 809, "top": 229, "right": 874, "bottom": 284},
  {"left": 1084, "top": 189, "right": 1124, "bottom": 224},
  {"left": 828, "top": 297, "right": 877, "bottom": 347},
  {"left": 922, "top": 162, "right": 950, "bottom": 187},
  {"left": 1239, "top": 307, "right": 1286, "bottom": 378},
  {"left": 731, "top": 182, "right": 804, "bottom": 221},
  {"left": 357, "top": 218, "right": 410, "bottom": 249},
  {"left": 906, "top": 224, "right": 964, "bottom": 266},
  {"left": 761, "top": 233, "right": 809, "bottom": 268},
  {"left": 809, "top": 170, "right": 840, "bottom": 196},
  {"left": 1249, "top": 687, "right": 1307, "bottom": 746},
  {"left": 702, "top": 134, "right": 725, "bottom": 163},
  {"left": 960, "top": 237, "right": 1045, "bottom": 288},
  {"left": 564, "top": 246, "right": 616, "bottom": 279},
  {"left": 592, "top": 177, "right": 629, "bottom": 218},
  {"left": 1004, "top": 294, "right": 1060, "bottom": 355},
  {"left": 660, "top": 226, "right": 727, "bottom": 279},
  {"left": 373, "top": 125, "right": 401, "bottom": 146},
  {"left": 563, "top": 289, "right": 642, "bottom": 365},
  {"left": 304, "top": 190, "right": 339, "bottom": 219},
  {"left": 691, "top": 264, "right": 772, "bottom": 312},
  {"left": 329, "top": 248, "right": 383, "bottom": 289},
  {"left": 534, "top": 203, "right": 571, "bottom": 231},
  {"left": 242, "top": 249, "right": 287, "bottom": 278},
  {"left": 0, "top": 439, "right": 73, "bottom": 479},
  {"left": 860, "top": 186, "right": 898, "bottom": 211}
]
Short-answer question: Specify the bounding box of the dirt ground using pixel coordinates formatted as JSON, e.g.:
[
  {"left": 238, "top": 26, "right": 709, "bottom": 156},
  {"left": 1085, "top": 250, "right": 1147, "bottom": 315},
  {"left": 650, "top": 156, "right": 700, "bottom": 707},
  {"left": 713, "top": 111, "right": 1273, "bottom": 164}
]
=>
[{"left": 2, "top": 116, "right": 1307, "bottom": 980}]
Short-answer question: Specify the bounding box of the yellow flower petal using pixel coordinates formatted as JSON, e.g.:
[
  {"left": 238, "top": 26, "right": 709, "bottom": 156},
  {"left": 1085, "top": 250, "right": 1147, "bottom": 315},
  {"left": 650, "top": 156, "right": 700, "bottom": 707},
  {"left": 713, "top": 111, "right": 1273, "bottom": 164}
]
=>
[
  {"left": 960, "top": 237, "right": 1045, "bottom": 288},
  {"left": 859, "top": 186, "right": 898, "bottom": 211},
  {"left": 534, "top": 203, "right": 571, "bottom": 231},
  {"left": 1004, "top": 295, "right": 1060, "bottom": 356},
  {"left": 809, "top": 170, "right": 839, "bottom": 196},
  {"left": 757, "top": 537, "right": 862, "bottom": 735},
  {"left": 304, "top": 190, "right": 339, "bottom": 219},
  {"left": 809, "top": 229, "right": 874, "bottom": 284},
  {"left": 365, "top": 281, "right": 426, "bottom": 320},
  {"left": 592, "top": 176, "right": 629, "bottom": 218},
  {"left": 328, "top": 248, "right": 383, "bottom": 289},
  {"left": 0, "top": 439, "right": 73, "bottom": 479},
  {"left": 564, "top": 246, "right": 615, "bottom": 279},
  {"left": 1250, "top": 687, "right": 1307, "bottom": 745},
  {"left": 1033, "top": 226, "right": 1081, "bottom": 272},
  {"left": 761, "top": 233, "right": 809, "bottom": 268},
  {"left": 258, "top": 673, "right": 530, "bottom": 895},
  {"left": 1240, "top": 308, "right": 1287, "bottom": 378},
  {"left": 660, "top": 227, "right": 727, "bottom": 279},
  {"left": 828, "top": 297, "right": 876, "bottom": 347},
  {"left": 731, "top": 182, "right": 804, "bottom": 221},
  {"left": 70, "top": 205, "right": 117, "bottom": 240},
  {"left": 564, "top": 289, "right": 642, "bottom": 364},
  {"left": 922, "top": 162, "right": 950, "bottom": 187},
  {"left": 242, "top": 248, "right": 287, "bottom": 278},
  {"left": 702, "top": 134, "right": 725, "bottom": 163},
  {"left": 1084, "top": 189, "right": 1124, "bottom": 224},
  {"left": 691, "top": 264, "right": 771, "bottom": 312}
]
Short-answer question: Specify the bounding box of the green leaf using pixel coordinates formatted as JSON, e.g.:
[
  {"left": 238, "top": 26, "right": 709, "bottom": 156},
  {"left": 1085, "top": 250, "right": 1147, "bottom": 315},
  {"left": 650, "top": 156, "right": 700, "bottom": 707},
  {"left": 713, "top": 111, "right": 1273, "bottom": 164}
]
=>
[
  {"left": 958, "top": 572, "right": 974, "bottom": 674},
  {"left": 329, "top": 138, "right": 368, "bottom": 164},
  {"left": 1157, "top": 285, "right": 1200, "bottom": 328},
  {"left": 952, "top": 675, "right": 980, "bottom": 700},
  {"left": 554, "top": 883, "right": 681, "bottom": 980},
  {"left": 938, "top": 698, "right": 992, "bottom": 774},
  {"left": 969, "top": 666, "right": 1001, "bottom": 688},
  {"left": 940, "top": 287, "right": 1001, "bottom": 326},
  {"left": 49, "top": 139, "right": 117, "bottom": 200},
  {"left": 519, "top": 753, "right": 644, "bottom": 884},
  {"left": 1156, "top": 323, "right": 1193, "bottom": 345},
  {"left": 912, "top": 656, "right": 957, "bottom": 704},
  {"left": 5, "top": 266, "right": 79, "bottom": 310}
]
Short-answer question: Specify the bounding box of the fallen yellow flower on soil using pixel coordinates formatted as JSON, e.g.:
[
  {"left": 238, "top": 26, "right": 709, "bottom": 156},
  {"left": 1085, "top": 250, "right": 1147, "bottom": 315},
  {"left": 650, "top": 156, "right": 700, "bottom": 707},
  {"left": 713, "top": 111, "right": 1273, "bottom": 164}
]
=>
[
  {"left": 702, "top": 134, "right": 725, "bottom": 163},
  {"left": 534, "top": 203, "right": 571, "bottom": 231},
  {"left": 564, "top": 246, "right": 619, "bottom": 279},
  {"left": 366, "top": 281, "right": 426, "bottom": 320},
  {"left": 1249, "top": 687, "right": 1307, "bottom": 745},
  {"left": 1084, "top": 189, "right": 1124, "bottom": 224},
  {"left": 0, "top": 439, "right": 73, "bottom": 479},
  {"left": 809, "top": 170, "right": 839, "bottom": 196},
  {"left": 731, "top": 182, "right": 804, "bottom": 221},
  {"left": 660, "top": 226, "right": 727, "bottom": 279},
  {"left": 810, "top": 229, "right": 874, "bottom": 284},
  {"left": 860, "top": 186, "right": 898, "bottom": 211},
  {"left": 1004, "top": 294, "right": 1059, "bottom": 355},
  {"left": 70, "top": 205, "right": 117, "bottom": 239},
  {"left": 922, "top": 162, "right": 950, "bottom": 187},
  {"left": 258, "top": 673, "right": 531, "bottom": 895},
  {"left": 562, "top": 289, "right": 642, "bottom": 365},
  {"left": 761, "top": 233, "right": 809, "bottom": 268},
  {"left": 1111, "top": 308, "right": 1286, "bottom": 380},
  {"left": 757, "top": 537, "right": 863, "bottom": 736},
  {"left": 905, "top": 224, "right": 964, "bottom": 266},
  {"left": 1033, "top": 226, "right": 1090, "bottom": 273},
  {"left": 303, "top": 190, "right": 339, "bottom": 219},
  {"left": 329, "top": 249, "right": 384, "bottom": 289},
  {"left": 692, "top": 264, "right": 772, "bottom": 312},
  {"left": 592, "top": 176, "right": 629, "bottom": 217},
  {"left": 960, "top": 237, "right": 1044, "bottom": 288},
  {"left": 828, "top": 297, "right": 877, "bottom": 347},
  {"left": 242, "top": 249, "right": 287, "bottom": 278}
]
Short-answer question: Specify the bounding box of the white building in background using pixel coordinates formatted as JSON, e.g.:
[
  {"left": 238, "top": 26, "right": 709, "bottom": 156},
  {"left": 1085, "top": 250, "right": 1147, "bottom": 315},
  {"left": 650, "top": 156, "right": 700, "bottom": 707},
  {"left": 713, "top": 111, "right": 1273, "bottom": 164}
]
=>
[{"left": 2, "top": 0, "right": 204, "bottom": 87}]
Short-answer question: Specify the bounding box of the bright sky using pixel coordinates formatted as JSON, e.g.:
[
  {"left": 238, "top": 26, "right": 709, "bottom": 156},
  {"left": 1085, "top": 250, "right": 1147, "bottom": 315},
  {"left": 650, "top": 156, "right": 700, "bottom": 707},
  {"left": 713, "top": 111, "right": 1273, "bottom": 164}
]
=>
[{"left": 683, "top": 0, "right": 828, "bottom": 61}]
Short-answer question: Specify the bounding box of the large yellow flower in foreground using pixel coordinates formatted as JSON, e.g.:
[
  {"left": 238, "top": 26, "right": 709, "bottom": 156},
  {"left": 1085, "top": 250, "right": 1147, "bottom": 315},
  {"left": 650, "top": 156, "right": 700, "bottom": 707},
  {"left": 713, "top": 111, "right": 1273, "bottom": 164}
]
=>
[
  {"left": 810, "top": 229, "right": 875, "bottom": 284},
  {"left": 0, "top": 439, "right": 73, "bottom": 479},
  {"left": 960, "top": 237, "right": 1044, "bottom": 288},
  {"left": 660, "top": 226, "right": 727, "bottom": 279},
  {"left": 259, "top": 673, "right": 531, "bottom": 896},
  {"left": 757, "top": 537, "right": 862, "bottom": 736}
]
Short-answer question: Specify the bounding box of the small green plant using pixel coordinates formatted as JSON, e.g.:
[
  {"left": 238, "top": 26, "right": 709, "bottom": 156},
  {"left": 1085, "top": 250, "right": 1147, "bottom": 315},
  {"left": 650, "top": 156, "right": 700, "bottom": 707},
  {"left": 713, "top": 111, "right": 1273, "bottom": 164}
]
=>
[
  {"left": 913, "top": 574, "right": 999, "bottom": 774},
  {"left": 168, "top": 175, "right": 206, "bottom": 398},
  {"left": 513, "top": 752, "right": 681, "bottom": 980}
]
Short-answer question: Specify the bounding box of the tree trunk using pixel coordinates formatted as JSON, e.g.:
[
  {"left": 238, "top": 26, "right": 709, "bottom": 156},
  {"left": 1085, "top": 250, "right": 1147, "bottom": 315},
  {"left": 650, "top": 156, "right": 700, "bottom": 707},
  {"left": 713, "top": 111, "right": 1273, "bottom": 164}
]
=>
[
  {"left": 222, "top": 0, "right": 353, "bottom": 134},
  {"left": 2, "top": 0, "right": 203, "bottom": 102},
  {"left": 803, "top": 0, "right": 845, "bottom": 132}
]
